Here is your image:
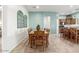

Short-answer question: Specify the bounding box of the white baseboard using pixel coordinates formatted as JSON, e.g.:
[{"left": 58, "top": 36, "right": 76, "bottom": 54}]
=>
[
  {"left": 2, "top": 37, "right": 27, "bottom": 53},
  {"left": 10, "top": 37, "right": 28, "bottom": 53}
]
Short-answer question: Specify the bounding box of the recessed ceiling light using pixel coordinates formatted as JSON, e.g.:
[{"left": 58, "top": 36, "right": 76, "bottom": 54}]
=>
[
  {"left": 33, "top": 6, "right": 39, "bottom": 9},
  {"left": 69, "top": 5, "right": 73, "bottom": 8},
  {"left": 36, "top": 6, "right": 39, "bottom": 9},
  {"left": 59, "top": 13, "right": 65, "bottom": 15}
]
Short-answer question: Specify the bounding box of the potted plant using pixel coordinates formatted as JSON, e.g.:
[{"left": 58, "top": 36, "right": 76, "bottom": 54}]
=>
[{"left": 36, "top": 24, "right": 40, "bottom": 31}]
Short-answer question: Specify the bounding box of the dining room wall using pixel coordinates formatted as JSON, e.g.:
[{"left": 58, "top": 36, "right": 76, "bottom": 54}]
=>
[
  {"left": 70, "top": 12, "right": 79, "bottom": 24},
  {"left": 0, "top": 12, "right": 1, "bottom": 25},
  {"left": 72, "top": 12, "right": 79, "bottom": 18},
  {"left": 2, "top": 5, "right": 29, "bottom": 52},
  {"left": 29, "top": 12, "right": 58, "bottom": 34}
]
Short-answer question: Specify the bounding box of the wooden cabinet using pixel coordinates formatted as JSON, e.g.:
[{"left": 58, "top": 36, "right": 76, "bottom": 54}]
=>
[
  {"left": 71, "top": 18, "right": 76, "bottom": 24},
  {"left": 65, "top": 18, "right": 76, "bottom": 25},
  {"left": 59, "top": 19, "right": 64, "bottom": 33}
]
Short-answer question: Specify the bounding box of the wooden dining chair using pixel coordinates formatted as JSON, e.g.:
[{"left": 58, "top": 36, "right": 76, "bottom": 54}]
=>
[
  {"left": 28, "top": 28, "right": 32, "bottom": 34},
  {"left": 63, "top": 28, "right": 68, "bottom": 39},
  {"left": 77, "top": 30, "right": 79, "bottom": 44},
  {"left": 44, "top": 28, "right": 50, "bottom": 33},
  {"left": 34, "top": 31, "right": 44, "bottom": 35},
  {"left": 29, "top": 34, "right": 37, "bottom": 48},
  {"left": 43, "top": 34, "right": 49, "bottom": 47},
  {"left": 35, "top": 35, "right": 47, "bottom": 51},
  {"left": 34, "top": 31, "right": 48, "bottom": 51},
  {"left": 70, "top": 28, "right": 77, "bottom": 43}
]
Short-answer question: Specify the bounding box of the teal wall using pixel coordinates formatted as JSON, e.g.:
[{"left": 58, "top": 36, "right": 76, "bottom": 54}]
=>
[
  {"left": 72, "top": 12, "right": 79, "bottom": 18},
  {"left": 59, "top": 15, "right": 66, "bottom": 19},
  {"left": 29, "top": 12, "right": 43, "bottom": 29},
  {"left": 29, "top": 12, "right": 58, "bottom": 34}
]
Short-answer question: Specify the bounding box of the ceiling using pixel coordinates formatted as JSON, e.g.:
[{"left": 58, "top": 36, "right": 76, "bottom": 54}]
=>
[{"left": 25, "top": 5, "right": 79, "bottom": 15}]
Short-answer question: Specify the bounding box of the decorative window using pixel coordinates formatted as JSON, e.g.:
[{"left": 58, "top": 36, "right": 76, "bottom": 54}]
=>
[
  {"left": 23, "top": 15, "right": 27, "bottom": 27},
  {"left": 17, "top": 10, "right": 27, "bottom": 28}
]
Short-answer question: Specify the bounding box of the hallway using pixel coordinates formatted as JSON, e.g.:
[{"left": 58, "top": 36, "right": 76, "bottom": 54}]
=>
[{"left": 11, "top": 34, "right": 79, "bottom": 53}]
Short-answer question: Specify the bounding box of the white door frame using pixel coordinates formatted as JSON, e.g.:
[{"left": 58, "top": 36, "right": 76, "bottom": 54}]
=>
[
  {"left": 44, "top": 16, "right": 51, "bottom": 29},
  {"left": 56, "top": 15, "right": 59, "bottom": 35}
]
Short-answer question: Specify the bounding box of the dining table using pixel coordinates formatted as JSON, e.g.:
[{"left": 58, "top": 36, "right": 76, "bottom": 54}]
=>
[{"left": 28, "top": 30, "right": 49, "bottom": 48}]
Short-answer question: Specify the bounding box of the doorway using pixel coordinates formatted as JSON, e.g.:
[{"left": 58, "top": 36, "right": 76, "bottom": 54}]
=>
[{"left": 44, "top": 16, "right": 51, "bottom": 29}]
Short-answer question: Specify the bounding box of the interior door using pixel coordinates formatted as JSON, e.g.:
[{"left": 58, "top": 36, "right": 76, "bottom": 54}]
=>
[{"left": 44, "top": 16, "right": 51, "bottom": 29}]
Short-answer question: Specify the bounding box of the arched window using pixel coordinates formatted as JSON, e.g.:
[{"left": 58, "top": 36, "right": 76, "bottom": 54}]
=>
[
  {"left": 17, "top": 10, "right": 24, "bottom": 28},
  {"left": 23, "top": 15, "right": 27, "bottom": 27}
]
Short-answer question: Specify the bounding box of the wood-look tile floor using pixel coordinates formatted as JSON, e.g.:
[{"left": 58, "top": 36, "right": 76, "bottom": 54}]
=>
[
  {"left": 0, "top": 38, "right": 2, "bottom": 53},
  {"left": 11, "top": 34, "right": 79, "bottom": 53}
]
